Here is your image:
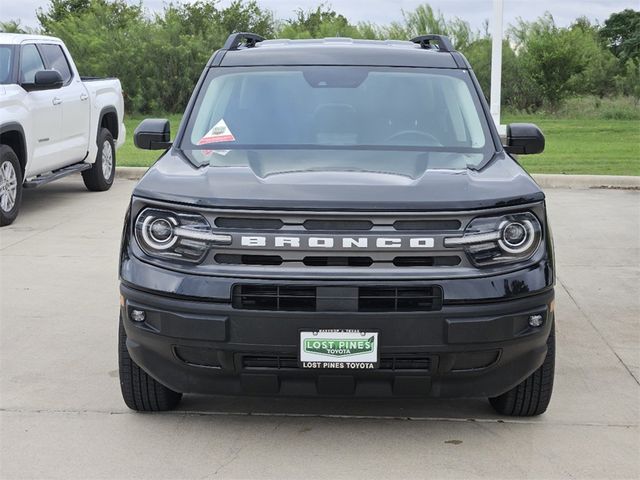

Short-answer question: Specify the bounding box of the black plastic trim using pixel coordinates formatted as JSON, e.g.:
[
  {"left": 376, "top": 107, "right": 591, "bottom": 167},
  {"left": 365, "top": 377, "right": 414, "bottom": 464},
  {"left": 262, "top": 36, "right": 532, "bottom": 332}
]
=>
[{"left": 410, "top": 35, "right": 454, "bottom": 52}]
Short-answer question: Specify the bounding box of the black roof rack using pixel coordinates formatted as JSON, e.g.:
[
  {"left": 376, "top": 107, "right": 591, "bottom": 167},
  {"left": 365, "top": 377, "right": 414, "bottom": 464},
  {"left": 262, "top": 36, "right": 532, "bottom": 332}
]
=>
[
  {"left": 223, "top": 32, "right": 265, "bottom": 50},
  {"left": 410, "top": 35, "right": 454, "bottom": 52}
]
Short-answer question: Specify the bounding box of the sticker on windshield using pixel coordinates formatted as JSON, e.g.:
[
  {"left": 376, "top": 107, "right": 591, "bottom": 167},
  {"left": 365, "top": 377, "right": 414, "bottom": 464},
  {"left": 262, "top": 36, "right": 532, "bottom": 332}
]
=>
[{"left": 198, "top": 119, "right": 235, "bottom": 145}]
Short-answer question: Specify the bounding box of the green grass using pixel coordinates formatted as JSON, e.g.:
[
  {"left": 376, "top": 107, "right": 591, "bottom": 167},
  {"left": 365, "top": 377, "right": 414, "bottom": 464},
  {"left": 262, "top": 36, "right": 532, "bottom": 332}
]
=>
[
  {"left": 118, "top": 113, "right": 639, "bottom": 175},
  {"left": 503, "top": 115, "right": 639, "bottom": 176},
  {"left": 119, "top": 114, "right": 182, "bottom": 167}
]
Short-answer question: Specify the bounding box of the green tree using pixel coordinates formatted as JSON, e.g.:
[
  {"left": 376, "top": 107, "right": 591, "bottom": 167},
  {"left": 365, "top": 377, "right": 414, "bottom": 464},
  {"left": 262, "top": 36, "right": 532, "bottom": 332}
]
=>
[
  {"left": 510, "top": 14, "right": 588, "bottom": 109},
  {"left": 0, "top": 20, "right": 33, "bottom": 33},
  {"left": 599, "top": 9, "right": 640, "bottom": 64},
  {"left": 279, "top": 5, "right": 364, "bottom": 39},
  {"left": 218, "top": 0, "right": 275, "bottom": 37},
  {"left": 384, "top": 4, "right": 474, "bottom": 50},
  {"left": 568, "top": 18, "right": 619, "bottom": 98},
  {"left": 615, "top": 59, "right": 640, "bottom": 103},
  {"left": 462, "top": 38, "right": 527, "bottom": 109}
]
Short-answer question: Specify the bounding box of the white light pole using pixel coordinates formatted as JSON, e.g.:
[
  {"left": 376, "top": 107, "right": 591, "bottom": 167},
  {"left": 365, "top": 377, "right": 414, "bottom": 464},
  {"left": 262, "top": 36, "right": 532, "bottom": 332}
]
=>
[{"left": 490, "top": 0, "right": 505, "bottom": 136}]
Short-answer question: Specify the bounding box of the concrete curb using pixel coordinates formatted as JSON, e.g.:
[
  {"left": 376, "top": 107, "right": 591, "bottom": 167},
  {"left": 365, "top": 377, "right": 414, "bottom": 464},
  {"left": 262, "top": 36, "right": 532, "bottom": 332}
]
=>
[
  {"left": 116, "top": 167, "right": 639, "bottom": 189},
  {"left": 116, "top": 167, "right": 148, "bottom": 180},
  {"left": 532, "top": 174, "right": 640, "bottom": 189}
]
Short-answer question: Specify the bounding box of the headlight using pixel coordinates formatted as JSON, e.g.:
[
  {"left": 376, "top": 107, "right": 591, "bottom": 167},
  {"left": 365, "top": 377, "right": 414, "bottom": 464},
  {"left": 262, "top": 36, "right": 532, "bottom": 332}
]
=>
[
  {"left": 134, "top": 208, "right": 231, "bottom": 263},
  {"left": 444, "top": 212, "right": 542, "bottom": 266}
]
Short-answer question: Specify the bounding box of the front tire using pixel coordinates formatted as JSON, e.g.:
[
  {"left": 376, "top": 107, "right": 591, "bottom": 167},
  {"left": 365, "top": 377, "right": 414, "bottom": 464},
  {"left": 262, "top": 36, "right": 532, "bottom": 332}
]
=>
[
  {"left": 489, "top": 324, "right": 555, "bottom": 416},
  {"left": 0, "top": 145, "right": 23, "bottom": 227},
  {"left": 82, "top": 128, "right": 115, "bottom": 191},
  {"left": 118, "top": 316, "right": 182, "bottom": 411}
]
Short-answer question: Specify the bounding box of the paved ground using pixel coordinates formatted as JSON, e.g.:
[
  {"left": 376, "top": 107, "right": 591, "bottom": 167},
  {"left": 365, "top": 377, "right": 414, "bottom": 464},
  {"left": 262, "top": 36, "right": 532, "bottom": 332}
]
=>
[{"left": 1, "top": 177, "right": 638, "bottom": 479}]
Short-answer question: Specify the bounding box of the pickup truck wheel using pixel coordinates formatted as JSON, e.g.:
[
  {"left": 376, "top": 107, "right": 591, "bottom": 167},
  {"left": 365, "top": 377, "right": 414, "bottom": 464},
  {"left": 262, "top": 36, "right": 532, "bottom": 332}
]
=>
[
  {"left": 83, "top": 128, "right": 115, "bottom": 192},
  {"left": 489, "top": 324, "right": 555, "bottom": 416},
  {"left": 118, "top": 316, "right": 182, "bottom": 411},
  {"left": 0, "top": 145, "right": 23, "bottom": 227}
]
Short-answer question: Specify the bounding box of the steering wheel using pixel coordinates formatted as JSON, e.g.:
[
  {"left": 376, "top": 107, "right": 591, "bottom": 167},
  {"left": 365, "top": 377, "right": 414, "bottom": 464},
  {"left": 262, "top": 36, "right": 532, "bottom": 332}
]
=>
[{"left": 385, "top": 130, "right": 441, "bottom": 146}]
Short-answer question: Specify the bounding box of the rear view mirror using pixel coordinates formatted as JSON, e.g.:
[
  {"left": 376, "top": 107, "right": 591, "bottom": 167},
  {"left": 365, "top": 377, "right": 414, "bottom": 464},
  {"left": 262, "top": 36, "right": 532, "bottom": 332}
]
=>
[
  {"left": 22, "top": 70, "right": 63, "bottom": 91},
  {"left": 134, "top": 119, "right": 171, "bottom": 150},
  {"left": 505, "top": 123, "right": 545, "bottom": 155}
]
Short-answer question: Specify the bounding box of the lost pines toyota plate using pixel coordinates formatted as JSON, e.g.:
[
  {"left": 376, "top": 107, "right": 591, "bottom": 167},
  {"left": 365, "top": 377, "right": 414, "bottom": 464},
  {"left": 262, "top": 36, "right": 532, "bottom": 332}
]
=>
[{"left": 299, "top": 330, "right": 379, "bottom": 369}]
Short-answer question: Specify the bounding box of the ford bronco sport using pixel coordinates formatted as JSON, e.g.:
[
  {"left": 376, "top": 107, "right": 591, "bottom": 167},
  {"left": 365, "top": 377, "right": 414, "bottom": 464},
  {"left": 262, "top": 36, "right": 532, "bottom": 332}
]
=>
[{"left": 118, "top": 33, "right": 555, "bottom": 416}]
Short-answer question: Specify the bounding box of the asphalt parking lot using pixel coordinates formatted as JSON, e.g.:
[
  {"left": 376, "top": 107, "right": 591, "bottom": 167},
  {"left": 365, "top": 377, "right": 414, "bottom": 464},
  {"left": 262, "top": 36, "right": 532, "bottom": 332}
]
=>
[{"left": 1, "top": 177, "right": 638, "bottom": 479}]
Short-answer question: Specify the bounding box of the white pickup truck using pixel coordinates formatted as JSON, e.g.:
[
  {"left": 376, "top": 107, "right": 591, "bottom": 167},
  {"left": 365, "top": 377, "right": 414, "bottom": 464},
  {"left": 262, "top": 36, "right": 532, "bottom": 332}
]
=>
[{"left": 0, "top": 33, "right": 125, "bottom": 226}]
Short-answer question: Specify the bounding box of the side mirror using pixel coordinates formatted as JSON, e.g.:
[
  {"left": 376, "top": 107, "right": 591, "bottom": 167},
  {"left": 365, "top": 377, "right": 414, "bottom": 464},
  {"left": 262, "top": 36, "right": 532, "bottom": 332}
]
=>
[
  {"left": 22, "top": 70, "right": 63, "bottom": 91},
  {"left": 505, "top": 123, "right": 545, "bottom": 155},
  {"left": 134, "top": 119, "right": 171, "bottom": 150}
]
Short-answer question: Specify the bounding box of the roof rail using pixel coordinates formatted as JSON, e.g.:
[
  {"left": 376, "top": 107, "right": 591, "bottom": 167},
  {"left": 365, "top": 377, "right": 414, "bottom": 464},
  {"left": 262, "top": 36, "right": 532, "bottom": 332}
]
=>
[
  {"left": 223, "top": 32, "right": 265, "bottom": 50},
  {"left": 410, "top": 35, "right": 454, "bottom": 52}
]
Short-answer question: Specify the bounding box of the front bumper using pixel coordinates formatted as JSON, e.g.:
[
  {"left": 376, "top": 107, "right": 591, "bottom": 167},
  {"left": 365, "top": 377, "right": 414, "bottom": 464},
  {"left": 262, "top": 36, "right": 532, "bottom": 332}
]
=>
[{"left": 120, "top": 279, "right": 554, "bottom": 398}]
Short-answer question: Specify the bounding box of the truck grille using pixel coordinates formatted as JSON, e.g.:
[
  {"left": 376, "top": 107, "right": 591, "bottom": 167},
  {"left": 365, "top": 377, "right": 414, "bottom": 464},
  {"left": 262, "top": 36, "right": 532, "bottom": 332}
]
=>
[
  {"left": 214, "top": 216, "right": 462, "bottom": 232},
  {"left": 197, "top": 209, "right": 472, "bottom": 272},
  {"left": 242, "top": 354, "right": 431, "bottom": 371},
  {"left": 358, "top": 286, "right": 443, "bottom": 312},
  {"left": 232, "top": 284, "right": 443, "bottom": 312},
  {"left": 233, "top": 285, "right": 317, "bottom": 311},
  {"left": 216, "top": 254, "right": 461, "bottom": 267}
]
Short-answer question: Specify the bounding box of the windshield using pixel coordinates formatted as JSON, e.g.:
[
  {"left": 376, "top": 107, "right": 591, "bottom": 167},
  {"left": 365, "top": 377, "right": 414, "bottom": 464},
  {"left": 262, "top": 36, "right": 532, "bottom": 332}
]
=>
[
  {"left": 0, "top": 45, "right": 14, "bottom": 84},
  {"left": 182, "top": 66, "right": 494, "bottom": 169}
]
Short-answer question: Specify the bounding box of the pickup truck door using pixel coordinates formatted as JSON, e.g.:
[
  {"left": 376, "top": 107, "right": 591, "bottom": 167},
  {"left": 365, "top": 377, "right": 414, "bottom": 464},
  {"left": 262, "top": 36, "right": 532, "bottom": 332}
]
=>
[
  {"left": 18, "top": 43, "right": 63, "bottom": 178},
  {"left": 38, "top": 43, "right": 91, "bottom": 167}
]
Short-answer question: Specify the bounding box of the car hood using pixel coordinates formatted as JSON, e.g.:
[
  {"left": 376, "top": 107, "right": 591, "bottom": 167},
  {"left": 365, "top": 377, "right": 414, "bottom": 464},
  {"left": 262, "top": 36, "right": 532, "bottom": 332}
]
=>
[{"left": 133, "top": 149, "right": 544, "bottom": 211}]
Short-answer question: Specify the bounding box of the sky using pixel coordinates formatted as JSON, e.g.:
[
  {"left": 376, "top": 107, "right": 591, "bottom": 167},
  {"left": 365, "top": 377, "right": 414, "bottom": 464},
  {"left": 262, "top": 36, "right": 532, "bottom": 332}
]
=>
[{"left": 2, "top": 0, "right": 637, "bottom": 31}]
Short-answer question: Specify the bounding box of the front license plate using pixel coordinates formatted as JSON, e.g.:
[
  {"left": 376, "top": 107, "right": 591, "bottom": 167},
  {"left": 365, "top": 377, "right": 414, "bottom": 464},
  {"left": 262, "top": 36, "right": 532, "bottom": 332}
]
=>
[{"left": 299, "top": 330, "right": 379, "bottom": 369}]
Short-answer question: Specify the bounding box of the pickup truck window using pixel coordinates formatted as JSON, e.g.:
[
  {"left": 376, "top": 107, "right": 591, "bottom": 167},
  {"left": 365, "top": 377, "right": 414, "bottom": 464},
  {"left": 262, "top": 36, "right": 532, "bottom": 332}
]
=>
[
  {"left": 38, "top": 44, "right": 72, "bottom": 84},
  {"left": 183, "top": 66, "right": 493, "bottom": 169},
  {"left": 19, "top": 44, "right": 45, "bottom": 84},
  {"left": 0, "top": 46, "right": 13, "bottom": 84}
]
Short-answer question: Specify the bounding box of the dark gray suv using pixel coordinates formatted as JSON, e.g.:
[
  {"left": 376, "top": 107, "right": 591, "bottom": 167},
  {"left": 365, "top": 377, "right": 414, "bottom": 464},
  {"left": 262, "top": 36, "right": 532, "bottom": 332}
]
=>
[{"left": 119, "top": 33, "right": 555, "bottom": 416}]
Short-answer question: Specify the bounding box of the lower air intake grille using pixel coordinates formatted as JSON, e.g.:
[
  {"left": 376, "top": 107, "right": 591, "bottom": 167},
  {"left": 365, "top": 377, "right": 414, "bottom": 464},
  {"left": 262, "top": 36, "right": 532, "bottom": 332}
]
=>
[
  {"left": 232, "top": 285, "right": 317, "bottom": 311},
  {"left": 358, "top": 286, "right": 443, "bottom": 312},
  {"left": 232, "top": 285, "right": 443, "bottom": 312},
  {"left": 242, "top": 354, "right": 431, "bottom": 371}
]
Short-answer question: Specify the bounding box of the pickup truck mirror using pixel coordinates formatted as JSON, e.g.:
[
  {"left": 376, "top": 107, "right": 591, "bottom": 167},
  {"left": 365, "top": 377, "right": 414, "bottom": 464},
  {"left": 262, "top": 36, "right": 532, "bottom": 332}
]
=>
[
  {"left": 134, "top": 119, "right": 172, "bottom": 150},
  {"left": 504, "top": 123, "right": 545, "bottom": 155},
  {"left": 22, "top": 70, "right": 63, "bottom": 92}
]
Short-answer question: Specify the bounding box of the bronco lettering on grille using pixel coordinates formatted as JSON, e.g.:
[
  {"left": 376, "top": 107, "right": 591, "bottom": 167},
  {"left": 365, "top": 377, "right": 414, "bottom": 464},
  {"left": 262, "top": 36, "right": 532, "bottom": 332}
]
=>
[{"left": 240, "top": 236, "right": 435, "bottom": 249}]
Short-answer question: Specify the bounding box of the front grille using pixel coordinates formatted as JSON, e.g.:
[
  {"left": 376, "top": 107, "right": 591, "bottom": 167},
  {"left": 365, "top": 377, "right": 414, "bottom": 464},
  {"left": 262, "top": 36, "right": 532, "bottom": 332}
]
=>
[
  {"left": 393, "top": 219, "right": 461, "bottom": 231},
  {"left": 232, "top": 285, "right": 317, "bottom": 311},
  {"left": 215, "top": 254, "right": 283, "bottom": 265},
  {"left": 215, "top": 217, "right": 284, "bottom": 229},
  {"left": 303, "top": 256, "right": 373, "bottom": 267},
  {"left": 242, "top": 354, "right": 431, "bottom": 371},
  {"left": 303, "top": 219, "right": 373, "bottom": 231},
  {"left": 203, "top": 209, "right": 472, "bottom": 272},
  {"left": 217, "top": 254, "right": 460, "bottom": 267},
  {"left": 392, "top": 256, "right": 461, "bottom": 267},
  {"left": 232, "top": 284, "right": 443, "bottom": 312},
  {"left": 358, "top": 286, "right": 443, "bottom": 312},
  {"left": 213, "top": 215, "right": 463, "bottom": 233},
  {"left": 243, "top": 355, "right": 299, "bottom": 369}
]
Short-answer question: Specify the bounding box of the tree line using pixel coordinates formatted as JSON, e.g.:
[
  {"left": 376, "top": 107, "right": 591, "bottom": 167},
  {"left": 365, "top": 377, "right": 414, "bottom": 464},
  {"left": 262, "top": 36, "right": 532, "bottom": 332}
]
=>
[{"left": 3, "top": 1, "right": 639, "bottom": 114}]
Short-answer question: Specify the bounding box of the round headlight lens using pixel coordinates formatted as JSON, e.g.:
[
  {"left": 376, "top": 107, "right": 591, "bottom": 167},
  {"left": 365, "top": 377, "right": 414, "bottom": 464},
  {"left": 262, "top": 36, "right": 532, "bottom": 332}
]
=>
[
  {"left": 149, "top": 218, "right": 173, "bottom": 243},
  {"left": 140, "top": 214, "right": 178, "bottom": 250},
  {"left": 498, "top": 219, "right": 535, "bottom": 254},
  {"left": 502, "top": 222, "right": 527, "bottom": 247}
]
